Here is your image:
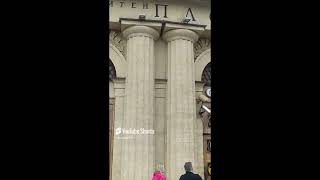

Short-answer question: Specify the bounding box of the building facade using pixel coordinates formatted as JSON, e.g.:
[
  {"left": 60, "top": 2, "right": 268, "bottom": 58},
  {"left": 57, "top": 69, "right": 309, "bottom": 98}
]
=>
[{"left": 109, "top": 0, "right": 212, "bottom": 179}]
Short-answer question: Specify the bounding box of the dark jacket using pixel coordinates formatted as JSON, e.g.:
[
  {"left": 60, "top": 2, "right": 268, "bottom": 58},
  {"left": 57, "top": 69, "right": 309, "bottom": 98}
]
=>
[{"left": 179, "top": 172, "right": 202, "bottom": 180}]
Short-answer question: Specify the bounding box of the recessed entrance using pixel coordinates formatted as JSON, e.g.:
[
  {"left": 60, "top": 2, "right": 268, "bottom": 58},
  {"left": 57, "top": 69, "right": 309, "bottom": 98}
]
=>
[{"left": 109, "top": 59, "right": 116, "bottom": 180}]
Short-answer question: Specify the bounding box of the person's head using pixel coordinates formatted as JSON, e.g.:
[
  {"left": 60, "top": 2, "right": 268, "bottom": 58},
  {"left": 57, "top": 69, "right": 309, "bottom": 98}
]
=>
[
  {"left": 155, "top": 164, "right": 165, "bottom": 174},
  {"left": 184, "top": 162, "right": 193, "bottom": 172}
]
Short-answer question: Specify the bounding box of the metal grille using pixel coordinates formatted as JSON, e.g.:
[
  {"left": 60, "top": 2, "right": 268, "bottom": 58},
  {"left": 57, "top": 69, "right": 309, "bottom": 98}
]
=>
[
  {"left": 201, "top": 62, "right": 211, "bottom": 86},
  {"left": 109, "top": 60, "right": 116, "bottom": 80}
]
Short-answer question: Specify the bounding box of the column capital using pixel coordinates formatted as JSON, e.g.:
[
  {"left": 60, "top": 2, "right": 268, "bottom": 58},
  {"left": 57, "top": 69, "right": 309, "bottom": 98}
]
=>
[
  {"left": 163, "top": 29, "right": 199, "bottom": 43},
  {"left": 122, "top": 25, "right": 160, "bottom": 40}
]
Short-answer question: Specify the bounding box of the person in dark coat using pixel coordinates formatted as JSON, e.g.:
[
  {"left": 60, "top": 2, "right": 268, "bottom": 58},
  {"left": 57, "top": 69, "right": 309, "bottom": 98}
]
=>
[{"left": 179, "top": 162, "right": 202, "bottom": 180}]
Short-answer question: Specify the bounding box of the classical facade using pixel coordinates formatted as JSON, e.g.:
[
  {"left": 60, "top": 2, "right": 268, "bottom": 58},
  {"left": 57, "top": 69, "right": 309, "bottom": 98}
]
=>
[{"left": 109, "top": 0, "right": 212, "bottom": 180}]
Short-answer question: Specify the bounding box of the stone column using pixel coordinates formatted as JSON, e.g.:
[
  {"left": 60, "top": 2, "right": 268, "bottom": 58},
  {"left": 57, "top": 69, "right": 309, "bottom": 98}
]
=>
[
  {"left": 120, "top": 26, "right": 159, "bottom": 180},
  {"left": 163, "top": 29, "right": 199, "bottom": 180}
]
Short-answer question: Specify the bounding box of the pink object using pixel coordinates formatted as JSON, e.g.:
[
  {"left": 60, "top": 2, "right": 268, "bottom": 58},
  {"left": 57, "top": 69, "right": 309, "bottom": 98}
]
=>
[{"left": 152, "top": 171, "right": 166, "bottom": 180}]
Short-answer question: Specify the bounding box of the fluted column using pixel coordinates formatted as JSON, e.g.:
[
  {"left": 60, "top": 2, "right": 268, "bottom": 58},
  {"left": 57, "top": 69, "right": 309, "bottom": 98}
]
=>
[
  {"left": 163, "top": 29, "right": 199, "bottom": 180},
  {"left": 120, "top": 26, "right": 159, "bottom": 180}
]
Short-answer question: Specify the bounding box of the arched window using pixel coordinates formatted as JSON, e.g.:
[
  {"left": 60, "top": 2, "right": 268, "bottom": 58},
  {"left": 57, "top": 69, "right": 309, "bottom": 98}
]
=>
[
  {"left": 201, "top": 62, "right": 214, "bottom": 127},
  {"left": 202, "top": 62, "right": 211, "bottom": 87},
  {"left": 109, "top": 59, "right": 116, "bottom": 80}
]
